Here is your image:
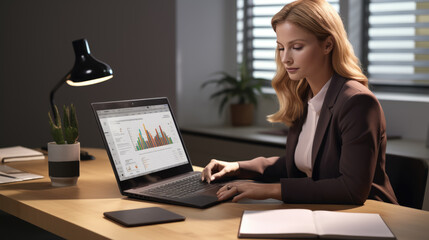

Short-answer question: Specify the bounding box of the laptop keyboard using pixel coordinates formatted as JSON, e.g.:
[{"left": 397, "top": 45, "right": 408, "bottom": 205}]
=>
[{"left": 142, "top": 174, "right": 216, "bottom": 199}]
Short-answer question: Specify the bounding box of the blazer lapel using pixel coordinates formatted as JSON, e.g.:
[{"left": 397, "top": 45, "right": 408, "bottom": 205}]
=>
[{"left": 311, "top": 73, "right": 346, "bottom": 167}]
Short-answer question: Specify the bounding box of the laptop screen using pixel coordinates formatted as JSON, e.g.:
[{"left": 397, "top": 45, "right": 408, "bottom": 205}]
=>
[{"left": 95, "top": 102, "right": 189, "bottom": 181}]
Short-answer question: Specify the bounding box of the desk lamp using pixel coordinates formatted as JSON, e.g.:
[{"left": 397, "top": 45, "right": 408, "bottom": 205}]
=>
[{"left": 49, "top": 38, "right": 113, "bottom": 160}]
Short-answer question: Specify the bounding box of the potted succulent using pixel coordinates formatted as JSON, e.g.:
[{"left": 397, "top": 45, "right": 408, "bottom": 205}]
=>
[
  {"left": 47, "top": 104, "right": 80, "bottom": 187},
  {"left": 202, "top": 62, "right": 266, "bottom": 126}
]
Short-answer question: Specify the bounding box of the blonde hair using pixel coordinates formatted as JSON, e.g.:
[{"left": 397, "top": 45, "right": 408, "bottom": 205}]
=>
[{"left": 267, "top": 0, "right": 367, "bottom": 126}]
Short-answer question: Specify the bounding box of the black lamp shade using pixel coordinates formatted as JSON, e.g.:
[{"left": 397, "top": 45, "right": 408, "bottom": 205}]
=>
[
  {"left": 49, "top": 38, "right": 113, "bottom": 121},
  {"left": 66, "top": 39, "right": 113, "bottom": 86}
]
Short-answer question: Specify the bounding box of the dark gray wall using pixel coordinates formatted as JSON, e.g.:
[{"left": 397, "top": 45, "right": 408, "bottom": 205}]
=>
[
  {"left": 176, "top": 0, "right": 237, "bottom": 127},
  {"left": 0, "top": 0, "right": 176, "bottom": 148}
]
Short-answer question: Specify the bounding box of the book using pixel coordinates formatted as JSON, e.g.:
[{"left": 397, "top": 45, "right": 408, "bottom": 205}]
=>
[
  {"left": 238, "top": 209, "right": 396, "bottom": 239},
  {"left": 0, "top": 165, "right": 43, "bottom": 184},
  {"left": 0, "top": 146, "right": 45, "bottom": 162}
]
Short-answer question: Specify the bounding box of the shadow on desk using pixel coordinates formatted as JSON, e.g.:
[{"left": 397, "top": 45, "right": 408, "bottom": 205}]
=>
[
  {"left": 236, "top": 199, "right": 360, "bottom": 211},
  {"left": 123, "top": 197, "right": 361, "bottom": 222},
  {"left": 0, "top": 210, "right": 64, "bottom": 240}
]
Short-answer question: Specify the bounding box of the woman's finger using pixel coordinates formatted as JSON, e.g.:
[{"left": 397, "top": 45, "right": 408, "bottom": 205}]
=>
[
  {"left": 218, "top": 188, "right": 235, "bottom": 201},
  {"left": 201, "top": 159, "right": 217, "bottom": 182},
  {"left": 216, "top": 184, "right": 227, "bottom": 195},
  {"left": 217, "top": 185, "right": 239, "bottom": 201},
  {"left": 210, "top": 168, "right": 227, "bottom": 182},
  {"left": 232, "top": 190, "right": 247, "bottom": 202}
]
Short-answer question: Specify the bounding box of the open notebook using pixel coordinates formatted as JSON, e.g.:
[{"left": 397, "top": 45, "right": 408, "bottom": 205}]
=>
[{"left": 238, "top": 209, "right": 395, "bottom": 239}]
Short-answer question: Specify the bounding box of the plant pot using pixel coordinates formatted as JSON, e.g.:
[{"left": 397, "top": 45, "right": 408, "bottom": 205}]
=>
[
  {"left": 47, "top": 142, "right": 80, "bottom": 187},
  {"left": 230, "top": 103, "right": 254, "bottom": 126}
]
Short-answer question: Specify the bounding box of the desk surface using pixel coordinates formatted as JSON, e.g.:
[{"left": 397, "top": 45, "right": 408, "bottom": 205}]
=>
[{"left": 1, "top": 148, "right": 429, "bottom": 240}]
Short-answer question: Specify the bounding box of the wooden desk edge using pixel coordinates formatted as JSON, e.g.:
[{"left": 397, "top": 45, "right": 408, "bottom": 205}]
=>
[{"left": 0, "top": 194, "right": 108, "bottom": 240}]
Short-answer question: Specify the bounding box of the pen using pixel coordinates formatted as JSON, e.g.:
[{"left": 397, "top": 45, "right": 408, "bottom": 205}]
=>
[{"left": 0, "top": 172, "right": 17, "bottom": 179}]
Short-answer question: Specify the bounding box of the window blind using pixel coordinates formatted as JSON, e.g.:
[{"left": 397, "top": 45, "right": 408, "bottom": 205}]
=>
[
  {"left": 237, "top": 0, "right": 340, "bottom": 82},
  {"left": 365, "top": 0, "right": 429, "bottom": 86}
]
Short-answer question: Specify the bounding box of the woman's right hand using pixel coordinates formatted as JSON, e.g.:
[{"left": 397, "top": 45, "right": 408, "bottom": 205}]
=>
[{"left": 201, "top": 159, "right": 240, "bottom": 183}]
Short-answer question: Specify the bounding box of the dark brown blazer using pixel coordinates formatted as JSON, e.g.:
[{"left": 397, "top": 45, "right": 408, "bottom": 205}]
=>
[{"left": 239, "top": 73, "right": 398, "bottom": 205}]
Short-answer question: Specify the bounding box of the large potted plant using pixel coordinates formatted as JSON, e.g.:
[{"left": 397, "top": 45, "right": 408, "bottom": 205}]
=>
[
  {"left": 202, "top": 62, "right": 266, "bottom": 126},
  {"left": 47, "top": 104, "right": 80, "bottom": 187}
]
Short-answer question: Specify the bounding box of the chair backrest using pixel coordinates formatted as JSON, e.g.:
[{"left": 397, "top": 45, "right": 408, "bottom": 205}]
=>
[{"left": 385, "top": 154, "right": 428, "bottom": 209}]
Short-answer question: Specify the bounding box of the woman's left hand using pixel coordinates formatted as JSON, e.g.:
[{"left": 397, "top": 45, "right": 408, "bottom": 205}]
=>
[{"left": 217, "top": 181, "right": 281, "bottom": 202}]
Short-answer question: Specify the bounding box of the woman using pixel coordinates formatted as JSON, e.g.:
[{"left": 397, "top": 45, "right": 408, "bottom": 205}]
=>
[{"left": 201, "top": 0, "right": 398, "bottom": 205}]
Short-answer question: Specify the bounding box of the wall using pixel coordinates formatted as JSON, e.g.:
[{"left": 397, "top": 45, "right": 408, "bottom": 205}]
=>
[
  {"left": 378, "top": 97, "right": 429, "bottom": 141},
  {"left": 176, "top": 0, "right": 237, "bottom": 127},
  {"left": 0, "top": 0, "right": 176, "bottom": 148}
]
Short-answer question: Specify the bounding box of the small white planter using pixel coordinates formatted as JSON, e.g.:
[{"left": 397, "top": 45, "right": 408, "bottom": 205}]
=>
[{"left": 47, "top": 142, "right": 80, "bottom": 187}]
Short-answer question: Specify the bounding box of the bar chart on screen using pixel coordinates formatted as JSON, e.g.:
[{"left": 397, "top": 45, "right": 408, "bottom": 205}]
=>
[
  {"left": 133, "top": 124, "right": 174, "bottom": 151},
  {"left": 103, "top": 110, "right": 188, "bottom": 179}
]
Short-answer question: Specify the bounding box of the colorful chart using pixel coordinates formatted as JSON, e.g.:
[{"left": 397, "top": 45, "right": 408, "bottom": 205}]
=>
[{"left": 135, "top": 124, "right": 173, "bottom": 151}]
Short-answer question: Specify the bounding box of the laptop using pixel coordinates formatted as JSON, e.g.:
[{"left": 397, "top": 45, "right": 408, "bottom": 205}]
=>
[{"left": 91, "top": 97, "right": 227, "bottom": 208}]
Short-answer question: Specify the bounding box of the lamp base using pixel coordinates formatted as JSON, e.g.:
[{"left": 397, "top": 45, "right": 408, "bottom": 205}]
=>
[{"left": 80, "top": 150, "right": 95, "bottom": 160}]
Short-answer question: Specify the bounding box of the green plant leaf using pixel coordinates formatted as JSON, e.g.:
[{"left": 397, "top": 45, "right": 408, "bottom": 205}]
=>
[
  {"left": 54, "top": 105, "right": 61, "bottom": 127},
  {"left": 209, "top": 88, "right": 236, "bottom": 100},
  {"left": 70, "top": 104, "right": 79, "bottom": 143},
  {"left": 201, "top": 79, "right": 222, "bottom": 88},
  {"left": 48, "top": 108, "right": 65, "bottom": 144},
  {"left": 220, "top": 75, "right": 240, "bottom": 86},
  {"left": 201, "top": 61, "right": 268, "bottom": 116},
  {"left": 218, "top": 95, "right": 230, "bottom": 115},
  {"left": 48, "top": 104, "right": 79, "bottom": 144},
  {"left": 246, "top": 89, "right": 258, "bottom": 106},
  {"left": 63, "top": 105, "right": 70, "bottom": 129},
  {"left": 70, "top": 104, "right": 79, "bottom": 131}
]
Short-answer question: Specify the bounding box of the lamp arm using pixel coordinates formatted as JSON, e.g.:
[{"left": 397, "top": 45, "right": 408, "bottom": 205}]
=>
[{"left": 50, "top": 71, "right": 71, "bottom": 121}]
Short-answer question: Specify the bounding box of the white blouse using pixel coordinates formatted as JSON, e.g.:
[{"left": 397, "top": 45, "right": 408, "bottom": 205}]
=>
[{"left": 294, "top": 79, "right": 331, "bottom": 177}]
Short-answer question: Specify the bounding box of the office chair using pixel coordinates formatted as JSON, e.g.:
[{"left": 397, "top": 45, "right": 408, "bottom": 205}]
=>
[{"left": 385, "top": 154, "right": 428, "bottom": 209}]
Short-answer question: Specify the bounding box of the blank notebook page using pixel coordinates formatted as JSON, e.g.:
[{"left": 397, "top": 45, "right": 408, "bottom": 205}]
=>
[
  {"left": 313, "top": 211, "right": 395, "bottom": 239},
  {"left": 240, "top": 209, "right": 318, "bottom": 238}
]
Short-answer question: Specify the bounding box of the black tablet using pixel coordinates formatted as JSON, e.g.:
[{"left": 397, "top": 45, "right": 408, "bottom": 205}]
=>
[{"left": 104, "top": 207, "right": 185, "bottom": 227}]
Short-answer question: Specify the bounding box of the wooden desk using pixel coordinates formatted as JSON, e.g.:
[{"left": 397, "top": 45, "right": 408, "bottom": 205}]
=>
[{"left": 1, "top": 148, "right": 428, "bottom": 240}]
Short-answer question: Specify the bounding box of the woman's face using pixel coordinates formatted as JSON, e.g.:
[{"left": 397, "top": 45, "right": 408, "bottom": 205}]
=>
[{"left": 275, "top": 21, "right": 332, "bottom": 81}]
